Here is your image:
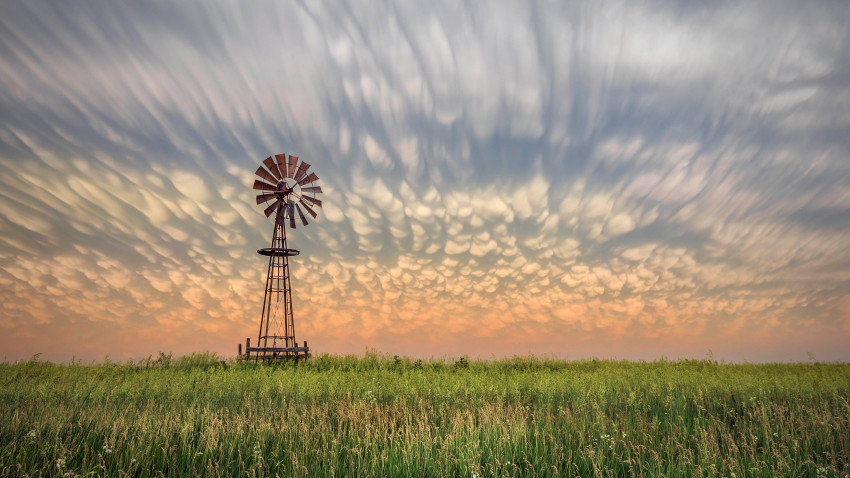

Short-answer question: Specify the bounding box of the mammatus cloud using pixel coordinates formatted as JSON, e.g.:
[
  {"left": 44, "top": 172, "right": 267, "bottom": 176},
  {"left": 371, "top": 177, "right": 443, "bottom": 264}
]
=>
[{"left": 0, "top": 1, "right": 848, "bottom": 361}]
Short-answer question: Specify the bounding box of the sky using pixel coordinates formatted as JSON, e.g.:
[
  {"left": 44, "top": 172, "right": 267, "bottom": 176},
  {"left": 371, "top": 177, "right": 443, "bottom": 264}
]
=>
[{"left": 1, "top": 1, "right": 849, "bottom": 363}]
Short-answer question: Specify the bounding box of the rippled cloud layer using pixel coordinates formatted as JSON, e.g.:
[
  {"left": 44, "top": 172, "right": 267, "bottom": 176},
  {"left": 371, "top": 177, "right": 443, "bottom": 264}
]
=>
[{"left": 1, "top": 1, "right": 848, "bottom": 361}]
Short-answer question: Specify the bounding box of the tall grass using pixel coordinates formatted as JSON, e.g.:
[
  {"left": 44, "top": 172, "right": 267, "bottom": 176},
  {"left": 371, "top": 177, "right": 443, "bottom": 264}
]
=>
[{"left": 1, "top": 352, "right": 848, "bottom": 476}]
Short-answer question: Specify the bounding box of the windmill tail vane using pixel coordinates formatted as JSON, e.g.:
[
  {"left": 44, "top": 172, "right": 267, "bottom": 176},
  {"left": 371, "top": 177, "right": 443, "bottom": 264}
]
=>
[{"left": 239, "top": 153, "right": 322, "bottom": 362}]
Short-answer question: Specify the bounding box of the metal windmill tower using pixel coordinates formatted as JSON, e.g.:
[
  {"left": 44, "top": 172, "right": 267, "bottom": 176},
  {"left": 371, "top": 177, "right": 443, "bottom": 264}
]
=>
[{"left": 240, "top": 153, "right": 322, "bottom": 361}]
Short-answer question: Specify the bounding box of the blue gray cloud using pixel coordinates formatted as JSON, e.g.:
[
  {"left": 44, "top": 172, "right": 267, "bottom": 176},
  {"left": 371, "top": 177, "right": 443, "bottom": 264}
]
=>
[{"left": 0, "top": 0, "right": 848, "bottom": 361}]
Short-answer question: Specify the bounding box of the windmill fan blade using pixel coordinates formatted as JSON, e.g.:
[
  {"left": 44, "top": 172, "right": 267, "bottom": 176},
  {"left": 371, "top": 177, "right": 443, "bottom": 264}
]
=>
[
  {"left": 287, "top": 156, "right": 298, "bottom": 178},
  {"left": 263, "top": 198, "right": 282, "bottom": 217},
  {"left": 255, "top": 166, "right": 277, "bottom": 184},
  {"left": 288, "top": 201, "right": 296, "bottom": 229},
  {"left": 302, "top": 195, "right": 322, "bottom": 208},
  {"left": 301, "top": 186, "right": 323, "bottom": 194},
  {"left": 256, "top": 192, "right": 278, "bottom": 204},
  {"left": 299, "top": 198, "right": 318, "bottom": 218},
  {"left": 296, "top": 204, "right": 309, "bottom": 226},
  {"left": 253, "top": 179, "right": 277, "bottom": 191},
  {"left": 274, "top": 153, "right": 288, "bottom": 178},
  {"left": 298, "top": 172, "right": 319, "bottom": 186},
  {"left": 294, "top": 161, "right": 310, "bottom": 182},
  {"left": 263, "top": 156, "right": 282, "bottom": 180}
]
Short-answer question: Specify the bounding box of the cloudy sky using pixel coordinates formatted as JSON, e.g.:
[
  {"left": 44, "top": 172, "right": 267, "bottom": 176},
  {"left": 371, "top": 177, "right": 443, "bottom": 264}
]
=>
[{"left": 1, "top": 1, "right": 848, "bottom": 362}]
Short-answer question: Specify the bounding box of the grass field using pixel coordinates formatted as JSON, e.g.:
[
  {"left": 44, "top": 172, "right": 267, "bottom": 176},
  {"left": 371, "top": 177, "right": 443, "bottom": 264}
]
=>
[{"left": 1, "top": 353, "right": 848, "bottom": 477}]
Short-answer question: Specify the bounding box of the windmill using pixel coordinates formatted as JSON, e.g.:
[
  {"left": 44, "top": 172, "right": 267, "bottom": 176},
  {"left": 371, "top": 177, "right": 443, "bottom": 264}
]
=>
[{"left": 240, "top": 153, "right": 322, "bottom": 361}]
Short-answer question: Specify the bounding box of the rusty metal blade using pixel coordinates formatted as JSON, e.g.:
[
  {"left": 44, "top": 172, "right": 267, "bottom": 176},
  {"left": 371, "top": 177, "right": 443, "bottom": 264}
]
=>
[
  {"left": 263, "top": 156, "right": 281, "bottom": 180},
  {"left": 287, "top": 155, "right": 298, "bottom": 178},
  {"left": 299, "top": 198, "right": 317, "bottom": 218},
  {"left": 256, "top": 192, "right": 278, "bottom": 204},
  {"left": 296, "top": 203, "right": 308, "bottom": 226},
  {"left": 301, "top": 186, "right": 323, "bottom": 194},
  {"left": 302, "top": 195, "right": 322, "bottom": 208},
  {"left": 288, "top": 201, "right": 296, "bottom": 229},
  {"left": 293, "top": 161, "right": 310, "bottom": 182},
  {"left": 298, "top": 172, "right": 319, "bottom": 186},
  {"left": 253, "top": 179, "right": 277, "bottom": 191},
  {"left": 255, "top": 166, "right": 277, "bottom": 184},
  {"left": 263, "top": 198, "right": 282, "bottom": 217},
  {"left": 274, "top": 154, "right": 288, "bottom": 178}
]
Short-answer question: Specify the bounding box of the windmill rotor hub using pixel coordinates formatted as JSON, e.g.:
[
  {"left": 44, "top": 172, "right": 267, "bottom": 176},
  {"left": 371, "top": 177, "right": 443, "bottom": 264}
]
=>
[{"left": 275, "top": 180, "right": 301, "bottom": 197}]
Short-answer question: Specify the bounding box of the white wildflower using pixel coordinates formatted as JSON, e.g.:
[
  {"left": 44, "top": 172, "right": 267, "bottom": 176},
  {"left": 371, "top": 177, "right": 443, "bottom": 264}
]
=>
[{"left": 56, "top": 458, "right": 65, "bottom": 469}]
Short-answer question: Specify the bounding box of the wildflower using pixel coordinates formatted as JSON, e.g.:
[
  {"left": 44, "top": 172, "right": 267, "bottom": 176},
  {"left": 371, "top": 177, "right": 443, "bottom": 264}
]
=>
[
  {"left": 622, "top": 433, "right": 627, "bottom": 438},
  {"left": 773, "top": 432, "right": 778, "bottom": 437},
  {"left": 102, "top": 444, "right": 112, "bottom": 454},
  {"left": 27, "top": 430, "right": 36, "bottom": 438},
  {"left": 56, "top": 458, "right": 65, "bottom": 469}
]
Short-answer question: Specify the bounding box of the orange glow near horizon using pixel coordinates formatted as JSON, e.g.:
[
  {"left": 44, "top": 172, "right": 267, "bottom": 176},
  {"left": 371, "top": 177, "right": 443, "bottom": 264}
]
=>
[{"left": 2, "top": 248, "right": 848, "bottom": 363}]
